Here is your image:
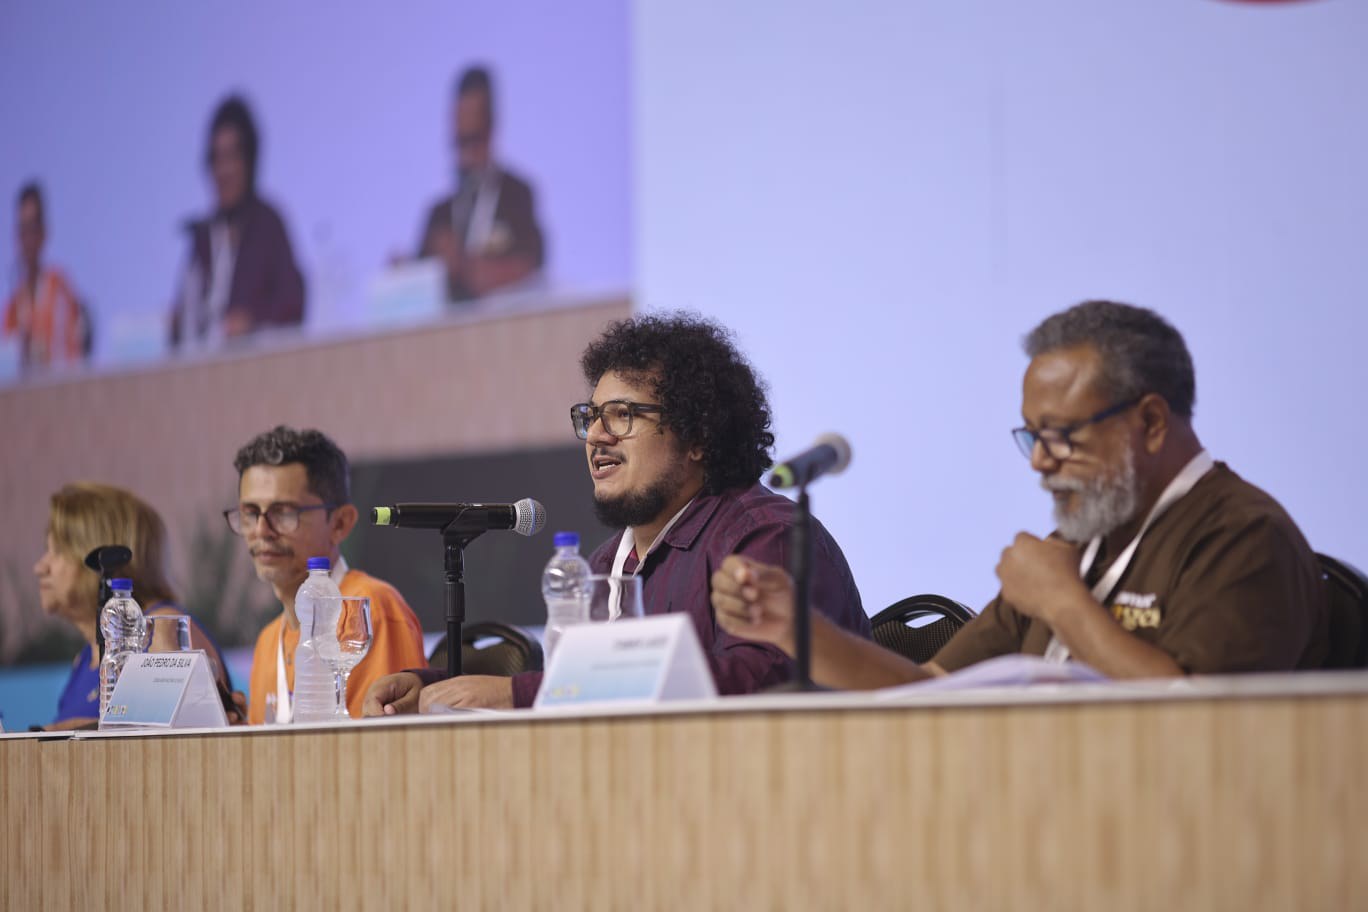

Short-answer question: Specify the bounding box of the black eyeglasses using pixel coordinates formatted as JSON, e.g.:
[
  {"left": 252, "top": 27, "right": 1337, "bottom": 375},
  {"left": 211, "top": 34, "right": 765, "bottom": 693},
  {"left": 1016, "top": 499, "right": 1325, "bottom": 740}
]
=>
[
  {"left": 223, "top": 502, "right": 336, "bottom": 536},
  {"left": 570, "top": 400, "right": 665, "bottom": 440},
  {"left": 1011, "top": 397, "right": 1142, "bottom": 460}
]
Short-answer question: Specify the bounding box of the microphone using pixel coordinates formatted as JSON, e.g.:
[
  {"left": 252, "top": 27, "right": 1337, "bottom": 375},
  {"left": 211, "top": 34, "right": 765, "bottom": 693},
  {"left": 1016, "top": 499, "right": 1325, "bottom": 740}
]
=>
[
  {"left": 371, "top": 498, "right": 546, "bottom": 537},
  {"left": 85, "top": 545, "right": 133, "bottom": 655},
  {"left": 768, "top": 433, "right": 852, "bottom": 489},
  {"left": 84, "top": 545, "right": 132, "bottom": 575}
]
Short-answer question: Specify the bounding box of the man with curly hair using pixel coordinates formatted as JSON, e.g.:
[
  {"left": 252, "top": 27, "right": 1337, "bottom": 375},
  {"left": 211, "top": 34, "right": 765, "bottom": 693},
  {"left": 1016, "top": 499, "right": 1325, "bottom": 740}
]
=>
[
  {"left": 364, "top": 313, "right": 871, "bottom": 712},
  {"left": 231, "top": 426, "right": 427, "bottom": 723}
]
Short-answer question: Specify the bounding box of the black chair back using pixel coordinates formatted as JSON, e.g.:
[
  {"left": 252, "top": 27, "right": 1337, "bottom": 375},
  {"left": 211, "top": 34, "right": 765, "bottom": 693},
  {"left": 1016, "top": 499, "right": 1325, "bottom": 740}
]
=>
[
  {"left": 1318, "top": 553, "right": 1368, "bottom": 669},
  {"left": 870, "top": 594, "right": 975, "bottom": 665},
  {"left": 428, "top": 621, "right": 545, "bottom": 677}
]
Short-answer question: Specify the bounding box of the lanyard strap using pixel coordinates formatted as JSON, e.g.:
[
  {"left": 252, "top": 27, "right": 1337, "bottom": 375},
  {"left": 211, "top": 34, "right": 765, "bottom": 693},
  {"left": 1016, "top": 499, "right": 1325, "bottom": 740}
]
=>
[
  {"left": 608, "top": 499, "right": 694, "bottom": 619},
  {"left": 274, "top": 630, "right": 292, "bottom": 724},
  {"left": 203, "top": 221, "right": 236, "bottom": 342},
  {"left": 1043, "top": 451, "right": 1214, "bottom": 664},
  {"left": 466, "top": 173, "right": 502, "bottom": 254}
]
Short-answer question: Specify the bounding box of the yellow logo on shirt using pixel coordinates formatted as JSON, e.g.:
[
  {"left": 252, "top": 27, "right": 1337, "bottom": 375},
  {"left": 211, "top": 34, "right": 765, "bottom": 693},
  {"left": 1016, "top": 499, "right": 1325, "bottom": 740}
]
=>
[{"left": 1110, "top": 591, "right": 1161, "bottom": 631}]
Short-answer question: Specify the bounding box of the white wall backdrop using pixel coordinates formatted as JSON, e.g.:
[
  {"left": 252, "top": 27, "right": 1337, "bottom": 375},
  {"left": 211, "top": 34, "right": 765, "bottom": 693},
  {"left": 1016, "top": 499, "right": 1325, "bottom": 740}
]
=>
[{"left": 634, "top": 0, "right": 1368, "bottom": 613}]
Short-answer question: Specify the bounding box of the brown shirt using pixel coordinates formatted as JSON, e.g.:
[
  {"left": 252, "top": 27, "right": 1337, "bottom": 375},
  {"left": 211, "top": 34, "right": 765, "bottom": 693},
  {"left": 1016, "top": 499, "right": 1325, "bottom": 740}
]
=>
[
  {"left": 418, "top": 168, "right": 544, "bottom": 302},
  {"left": 934, "top": 463, "right": 1330, "bottom": 674}
]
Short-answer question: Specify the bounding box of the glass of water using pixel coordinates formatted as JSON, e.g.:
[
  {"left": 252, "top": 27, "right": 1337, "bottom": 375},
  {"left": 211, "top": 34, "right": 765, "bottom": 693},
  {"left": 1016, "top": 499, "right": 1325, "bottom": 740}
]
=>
[
  {"left": 312, "top": 596, "right": 372, "bottom": 719},
  {"left": 146, "top": 614, "right": 193, "bottom": 653},
  {"left": 584, "top": 574, "right": 644, "bottom": 623}
]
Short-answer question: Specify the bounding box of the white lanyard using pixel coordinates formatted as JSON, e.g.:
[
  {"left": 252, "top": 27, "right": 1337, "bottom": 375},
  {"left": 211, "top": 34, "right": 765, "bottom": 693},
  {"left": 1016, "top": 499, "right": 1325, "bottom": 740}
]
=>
[
  {"left": 451, "top": 170, "right": 502, "bottom": 254},
  {"left": 273, "top": 556, "right": 349, "bottom": 723},
  {"left": 203, "top": 221, "right": 236, "bottom": 344},
  {"left": 466, "top": 173, "right": 502, "bottom": 254},
  {"left": 25, "top": 273, "right": 47, "bottom": 359},
  {"left": 608, "top": 499, "right": 695, "bottom": 620},
  {"left": 1043, "top": 451, "right": 1214, "bottom": 664},
  {"left": 13, "top": 275, "right": 35, "bottom": 331}
]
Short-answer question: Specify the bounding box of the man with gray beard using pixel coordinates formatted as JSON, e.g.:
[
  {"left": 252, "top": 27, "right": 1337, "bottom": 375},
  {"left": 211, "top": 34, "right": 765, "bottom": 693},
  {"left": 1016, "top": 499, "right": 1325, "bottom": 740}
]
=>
[{"left": 713, "top": 300, "right": 1331, "bottom": 683}]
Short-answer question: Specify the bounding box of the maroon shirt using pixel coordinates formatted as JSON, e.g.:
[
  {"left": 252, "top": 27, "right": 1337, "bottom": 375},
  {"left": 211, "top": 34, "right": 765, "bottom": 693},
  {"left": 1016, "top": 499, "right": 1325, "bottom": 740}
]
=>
[
  {"left": 508, "top": 483, "right": 870, "bottom": 707},
  {"left": 169, "top": 195, "right": 305, "bottom": 346}
]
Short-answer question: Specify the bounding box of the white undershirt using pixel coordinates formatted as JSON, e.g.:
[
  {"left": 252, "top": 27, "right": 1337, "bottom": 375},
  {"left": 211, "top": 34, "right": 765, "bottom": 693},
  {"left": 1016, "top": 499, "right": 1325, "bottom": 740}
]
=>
[
  {"left": 607, "top": 499, "right": 695, "bottom": 620},
  {"left": 453, "top": 169, "right": 503, "bottom": 255}
]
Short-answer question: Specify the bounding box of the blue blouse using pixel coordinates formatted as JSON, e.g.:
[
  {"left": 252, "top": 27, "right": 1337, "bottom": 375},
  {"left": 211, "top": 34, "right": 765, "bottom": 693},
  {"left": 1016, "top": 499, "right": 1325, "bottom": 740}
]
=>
[{"left": 54, "top": 644, "right": 100, "bottom": 723}]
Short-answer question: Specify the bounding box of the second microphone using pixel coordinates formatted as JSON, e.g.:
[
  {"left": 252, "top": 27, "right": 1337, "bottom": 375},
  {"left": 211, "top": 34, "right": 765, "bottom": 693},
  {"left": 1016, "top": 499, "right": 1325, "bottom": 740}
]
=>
[{"left": 371, "top": 498, "right": 546, "bottom": 537}]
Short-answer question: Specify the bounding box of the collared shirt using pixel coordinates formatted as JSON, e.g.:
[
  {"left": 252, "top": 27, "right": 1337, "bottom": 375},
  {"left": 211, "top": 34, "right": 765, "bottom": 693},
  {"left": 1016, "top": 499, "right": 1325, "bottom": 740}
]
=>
[
  {"left": 417, "top": 166, "right": 545, "bottom": 302},
  {"left": 3, "top": 266, "right": 84, "bottom": 371},
  {"left": 508, "top": 482, "right": 871, "bottom": 708},
  {"left": 170, "top": 195, "right": 305, "bottom": 347},
  {"left": 933, "top": 462, "right": 1331, "bottom": 674}
]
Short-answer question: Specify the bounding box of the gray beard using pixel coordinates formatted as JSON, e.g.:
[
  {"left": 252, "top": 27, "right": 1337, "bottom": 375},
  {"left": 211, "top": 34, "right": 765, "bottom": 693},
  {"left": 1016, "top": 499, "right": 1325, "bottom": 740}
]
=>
[{"left": 1042, "top": 448, "right": 1140, "bottom": 544}]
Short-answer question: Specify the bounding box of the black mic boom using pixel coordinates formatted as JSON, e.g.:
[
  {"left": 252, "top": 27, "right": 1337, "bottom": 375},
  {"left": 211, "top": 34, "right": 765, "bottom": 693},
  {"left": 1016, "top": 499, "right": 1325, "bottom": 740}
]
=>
[
  {"left": 768, "top": 433, "right": 853, "bottom": 489},
  {"left": 371, "top": 498, "right": 546, "bottom": 536},
  {"left": 84, "top": 545, "right": 133, "bottom": 574}
]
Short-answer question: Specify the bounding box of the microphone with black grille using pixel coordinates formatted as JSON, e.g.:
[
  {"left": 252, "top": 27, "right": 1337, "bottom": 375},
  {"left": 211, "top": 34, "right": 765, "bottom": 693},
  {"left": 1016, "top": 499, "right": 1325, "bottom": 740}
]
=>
[{"left": 371, "top": 498, "right": 546, "bottom": 536}]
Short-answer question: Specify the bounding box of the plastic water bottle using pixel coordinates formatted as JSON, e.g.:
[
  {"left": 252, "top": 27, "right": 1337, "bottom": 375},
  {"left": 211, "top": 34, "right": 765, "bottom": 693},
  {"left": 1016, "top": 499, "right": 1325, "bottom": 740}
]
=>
[
  {"left": 292, "top": 557, "right": 342, "bottom": 723},
  {"left": 542, "top": 532, "right": 592, "bottom": 658},
  {"left": 99, "top": 578, "right": 147, "bottom": 718}
]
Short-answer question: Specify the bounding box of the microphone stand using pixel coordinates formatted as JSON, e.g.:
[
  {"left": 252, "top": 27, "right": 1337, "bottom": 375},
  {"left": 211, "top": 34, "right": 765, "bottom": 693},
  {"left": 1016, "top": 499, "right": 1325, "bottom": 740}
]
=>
[
  {"left": 441, "top": 528, "right": 485, "bottom": 678},
  {"left": 767, "top": 477, "right": 827, "bottom": 693},
  {"left": 84, "top": 545, "right": 131, "bottom": 668}
]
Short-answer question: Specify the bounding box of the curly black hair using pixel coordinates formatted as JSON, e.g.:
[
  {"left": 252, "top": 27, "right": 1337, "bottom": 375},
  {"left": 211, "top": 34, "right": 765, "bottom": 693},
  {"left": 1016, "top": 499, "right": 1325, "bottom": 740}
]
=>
[
  {"left": 580, "top": 313, "right": 774, "bottom": 493},
  {"left": 232, "top": 426, "right": 351, "bottom": 505}
]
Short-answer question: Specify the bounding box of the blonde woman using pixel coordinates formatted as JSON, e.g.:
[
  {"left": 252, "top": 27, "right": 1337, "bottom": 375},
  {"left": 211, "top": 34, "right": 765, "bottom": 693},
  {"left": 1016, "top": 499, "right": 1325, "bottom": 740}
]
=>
[{"left": 33, "top": 482, "right": 234, "bottom": 729}]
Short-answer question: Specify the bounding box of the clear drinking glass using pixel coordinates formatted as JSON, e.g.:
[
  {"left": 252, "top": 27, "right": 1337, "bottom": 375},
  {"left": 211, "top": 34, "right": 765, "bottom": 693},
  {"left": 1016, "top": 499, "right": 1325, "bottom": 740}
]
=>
[
  {"left": 584, "top": 574, "right": 644, "bottom": 623},
  {"left": 312, "top": 596, "right": 372, "bottom": 719},
  {"left": 146, "top": 614, "right": 193, "bottom": 653}
]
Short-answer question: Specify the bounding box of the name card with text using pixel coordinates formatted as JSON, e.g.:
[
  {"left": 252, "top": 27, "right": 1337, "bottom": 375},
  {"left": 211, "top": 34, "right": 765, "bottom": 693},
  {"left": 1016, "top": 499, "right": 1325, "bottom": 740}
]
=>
[
  {"left": 534, "top": 614, "right": 718, "bottom": 710},
  {"left": 100, "top": 652, "right": 228, "bottom": 730}
]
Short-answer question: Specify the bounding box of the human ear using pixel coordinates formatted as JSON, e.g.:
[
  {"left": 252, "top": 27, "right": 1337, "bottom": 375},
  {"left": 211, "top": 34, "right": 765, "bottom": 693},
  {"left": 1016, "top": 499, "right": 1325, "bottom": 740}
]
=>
[
  {"left": 1137, "top": 394, "right": 1171, "bottom": 454},
  {"left": 331, "top": 504, "right": 359, "bottom": 545}
]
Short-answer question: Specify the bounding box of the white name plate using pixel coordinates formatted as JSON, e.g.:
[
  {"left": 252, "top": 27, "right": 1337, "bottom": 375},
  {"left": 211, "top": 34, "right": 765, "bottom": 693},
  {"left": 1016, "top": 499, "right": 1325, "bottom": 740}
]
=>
[
  {"left": 534, "top": 614, "right": 718, "bottom": 710},
  {"left": 100, "top": 651, "right": 228, "bottom": 730}
]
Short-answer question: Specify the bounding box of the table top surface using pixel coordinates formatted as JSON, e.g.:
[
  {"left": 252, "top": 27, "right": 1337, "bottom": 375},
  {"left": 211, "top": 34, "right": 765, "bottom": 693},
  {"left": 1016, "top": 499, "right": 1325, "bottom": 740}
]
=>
[{"left": 6, "top": 666, "right": 1366, "bottom": 744}]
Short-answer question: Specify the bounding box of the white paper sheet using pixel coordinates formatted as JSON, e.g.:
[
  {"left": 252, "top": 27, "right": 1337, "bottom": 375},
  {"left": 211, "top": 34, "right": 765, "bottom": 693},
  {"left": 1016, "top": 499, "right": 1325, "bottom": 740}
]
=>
[{"left": 875, "top": 653, "right": 1107, "bottom": 700}]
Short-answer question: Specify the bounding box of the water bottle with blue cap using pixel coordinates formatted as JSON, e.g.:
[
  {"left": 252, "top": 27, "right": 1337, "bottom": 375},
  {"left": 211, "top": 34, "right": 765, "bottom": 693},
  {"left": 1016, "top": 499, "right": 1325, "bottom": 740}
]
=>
[
  {"left": 292, "top": 556, "right": 342, "bottom": 722},
  {"left": 542, "top": 532, "right": 592, "bottom": 658},
  {"left": 98, "top": 578, "right": 147, "bottom": 718}
]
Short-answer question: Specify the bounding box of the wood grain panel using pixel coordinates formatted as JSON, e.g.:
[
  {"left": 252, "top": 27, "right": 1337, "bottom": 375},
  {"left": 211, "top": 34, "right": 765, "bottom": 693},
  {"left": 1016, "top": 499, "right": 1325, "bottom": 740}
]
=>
[{"left": 3, "top": 693, "right": 1366, "bottom": 911}]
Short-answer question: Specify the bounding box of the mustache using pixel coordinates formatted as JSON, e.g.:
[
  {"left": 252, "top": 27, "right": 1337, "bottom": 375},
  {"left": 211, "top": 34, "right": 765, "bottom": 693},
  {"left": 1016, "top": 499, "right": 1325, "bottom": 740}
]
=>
[
  {"left": 592, "top": 447, "right": 625, "bottom": 462},
  {"left": 251, "top": 546, "right": 293, "bottom": 557},
  {"left": 1041, "top": 476, "right": 1086, "bottom": 493}
]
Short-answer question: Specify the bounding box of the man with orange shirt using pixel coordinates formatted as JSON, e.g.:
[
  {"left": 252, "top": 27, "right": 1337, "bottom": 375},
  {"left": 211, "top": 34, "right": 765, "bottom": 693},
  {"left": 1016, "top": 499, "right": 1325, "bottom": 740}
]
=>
[
  {"left": 3, "top": 183, "right": 89, "bottom": 374},
  {"left": 228, "top": 426, "right": 426, "bottom": 723}
]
